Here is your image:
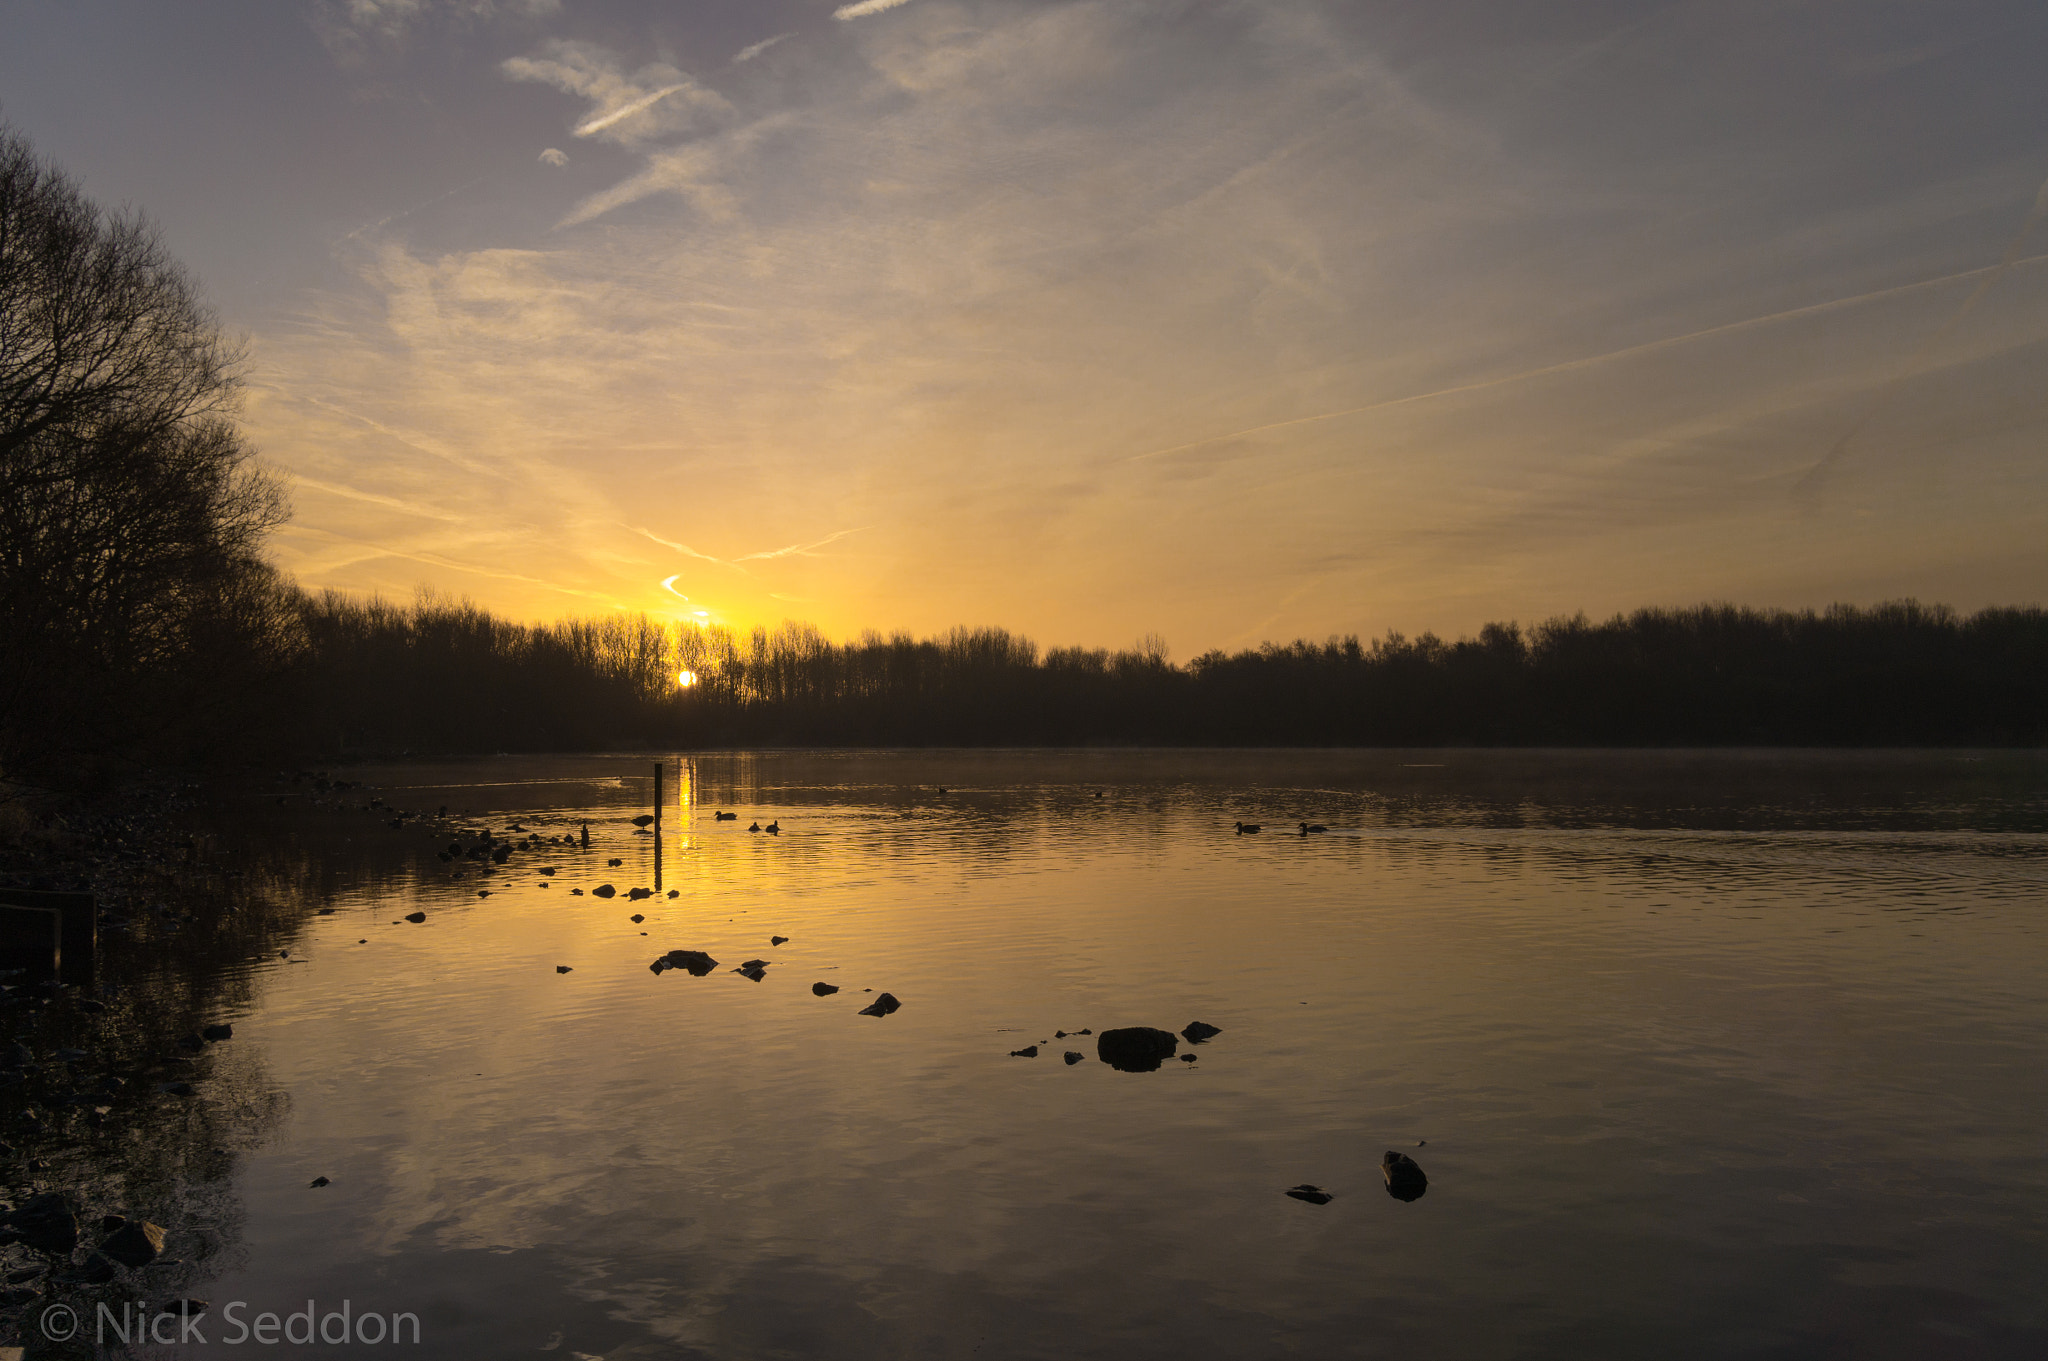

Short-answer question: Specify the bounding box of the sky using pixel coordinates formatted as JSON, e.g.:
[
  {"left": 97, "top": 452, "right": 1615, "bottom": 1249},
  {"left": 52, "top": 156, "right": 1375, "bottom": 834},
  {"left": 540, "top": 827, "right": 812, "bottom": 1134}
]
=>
[{"left": 4, "top": 0, "right": 2046, "bottom": 655}]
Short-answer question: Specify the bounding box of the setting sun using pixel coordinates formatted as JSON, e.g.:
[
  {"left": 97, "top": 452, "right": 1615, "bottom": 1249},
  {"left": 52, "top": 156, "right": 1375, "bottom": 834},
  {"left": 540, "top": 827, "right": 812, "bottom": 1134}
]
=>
[{"left": 676, "top": 669, "right": 698, "bottom": 689}]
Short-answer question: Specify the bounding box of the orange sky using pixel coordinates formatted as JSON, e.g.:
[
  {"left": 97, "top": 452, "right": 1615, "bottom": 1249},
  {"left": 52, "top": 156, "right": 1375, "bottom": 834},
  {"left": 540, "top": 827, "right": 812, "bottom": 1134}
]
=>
[{"left": 9, "top": 1, "right": 2047, "bottom": 654}]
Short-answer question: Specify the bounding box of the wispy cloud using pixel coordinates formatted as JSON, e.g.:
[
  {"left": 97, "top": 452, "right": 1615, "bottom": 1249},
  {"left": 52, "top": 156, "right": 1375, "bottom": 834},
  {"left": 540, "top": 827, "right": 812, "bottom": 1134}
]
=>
[
  {"left": 504, "top": 42, "right": 731, "bottom": 148},
  {"left": 289, "top": 475, "right": 469, "bottom": 523},
  {"left": 311, "top": 0, "right": 561, "bottom": 62},
  {"left": 632, "top": 527, "right": 735, "bottom": 567},
  {"left": 834, "top": 0, "right": 915, "bottom": 19},
  {"left": 1125, "top": 252, "right": 2048, "bottom": 467},
  {"left": 257, "top": 0, "right": 2048, "bottom": 648},
  {"left": 732, "top": 33, "right": 793, "bottom": 64},
  {"left": 733, "top": 528, "right": 868, "bottom": 562},
  {"left": 538, "top": 147, "right": 569, "bottom": 166},
  {"left": 573, "top": 84, "right": 690, "bottom": 138}
]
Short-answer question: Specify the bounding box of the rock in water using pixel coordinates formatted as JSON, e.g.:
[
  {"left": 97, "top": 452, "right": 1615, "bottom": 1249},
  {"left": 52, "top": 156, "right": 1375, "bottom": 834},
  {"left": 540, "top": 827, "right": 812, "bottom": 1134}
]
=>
[
  {"left": 627, "top": 887, "right": 651, "bottom": 901},
  {"left": 1096, "top": 1027, "right": 1178, "bottom": 1072},
  {"left": 660, "top": 950, "right": 718, "bottom": 977},
  {"left": 404, "top": 911, "right": 426, "bottom": 923},
  {"left": 629, "top": 914, "right": 645, "bottom": 923},
  {"left": 811, "top": 982, "right": 840, "bottom": 996},
  {"left": 59, "top": 1253, "right": 117, "bottom": 1284},
  {"left": 309, "top": 1177, "right": 330, "bottom": 1188},
  {"left": 201, "top": 1024, "right": 233, "bottom": 1042},
  {"left": 99, "top": 1218, "right": 166, "bottom": 1267},
  {"left": 770, "top": 936, "right": 788, "bottom": 946},
  {"left": 733, "top": 964, "right": 767, "bottom": 982},
  {"left": 1063, "top": 1051, "right": 1083, "bottom": 1065},
  {"left": 858, "top": 992, "right": 901, "bottom": 1017},
  {"left": 11, "top": 1193, "right": 79, "bottom": 1253},
  {"left": 1181, "top": 1021, "right": 1222, "bottom": 1043},
  {"left": 666, "top": 890, "right": 679, "bottom": 898},
  {"left": 1381, "top": 1150, "right": 1428, "bottom": 1202},
  {"left": 556, "top": 966, "right": 573, "bottom": 974},
  {"left": 1009, "top": 1045, "right": 1038, "bottom": 1058},
  {"left": 1284, "top": 1185, "right": 1334, "bottom": 1205},
  {"left": 592, "top": 885, "right": 617, "bottom": 899}
]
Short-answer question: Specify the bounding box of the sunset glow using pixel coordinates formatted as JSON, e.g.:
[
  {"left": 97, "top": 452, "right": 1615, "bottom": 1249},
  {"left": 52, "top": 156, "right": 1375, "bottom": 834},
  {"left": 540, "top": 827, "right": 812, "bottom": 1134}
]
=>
[{"left": 8, "top": 2, "right": 2043, "bottom": 650}]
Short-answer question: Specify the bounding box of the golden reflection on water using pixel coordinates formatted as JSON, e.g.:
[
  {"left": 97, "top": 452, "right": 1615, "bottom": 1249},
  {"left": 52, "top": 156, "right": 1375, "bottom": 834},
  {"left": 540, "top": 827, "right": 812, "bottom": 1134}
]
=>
[{"left": 191, "top": 751, "right": 2048, "bottom": 1360}]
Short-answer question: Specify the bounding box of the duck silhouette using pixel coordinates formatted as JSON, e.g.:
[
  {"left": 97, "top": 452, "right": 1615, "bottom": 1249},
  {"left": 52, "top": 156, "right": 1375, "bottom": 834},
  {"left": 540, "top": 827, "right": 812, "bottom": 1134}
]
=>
[
  {"left": 1300, "top": 822, "right": 1327, "bottom": 835},
  {"left": 765, "top": 821, "right": 780, "bottom": 835},
  {"left": 748, "top": 822, "right": 761, "bottom": 832},
  {"left": 1234, "top": 822, "right": 1262, "bottom": 834},
  {"left": 714, "top": 811, "right": 737, "bottom": 821}
]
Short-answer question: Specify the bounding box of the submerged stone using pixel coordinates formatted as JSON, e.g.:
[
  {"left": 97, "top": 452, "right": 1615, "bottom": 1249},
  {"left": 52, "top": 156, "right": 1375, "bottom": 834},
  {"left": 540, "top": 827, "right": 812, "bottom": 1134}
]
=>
[
  {"left": 1382, "top": 1150, "right": 1428, "bottom": 1202},
  {"left": 592, "top": 885, "right": 617, "bottom": 899},
  {"left": 1284, "top": 1185, "right": 1334, "bottom": 1205},
  {"left": 812, "top": 982, "right": 839, "bottom": 996},
  {"left": 1009, "top": 1045, "right": 1038, "bottom": 1058},
  {"left": 58, "top": 1253, "right": 117, "bottom": 1284},
  {"left": 99, "top": 1218, "right": 166, "bottom": 1268},
  {"left": 404, "top": 911, "right": 426, "bottom": 923},
  {"left": 659, "top": 950, "right": 718, "bottom": 977},
  {"left": 1063, "top": 1051, "right": 1083, "bottom": 1065},
  {"left": 1096, "top": 1027, "right": 1178, "bottom": 1072},
  {"left": 10, "top": 1193, "right": 78, "bottom": 1253},
  {"left": 1181, "top": 1021, "right": 1222, "bottom": 1043},
  {"left": 858, "top": 992, "right": 901, "bottom": 1017}
]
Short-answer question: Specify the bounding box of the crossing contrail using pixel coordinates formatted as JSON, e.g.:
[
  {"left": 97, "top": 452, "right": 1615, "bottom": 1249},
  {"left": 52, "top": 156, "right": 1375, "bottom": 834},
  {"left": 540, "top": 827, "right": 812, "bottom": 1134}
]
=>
[
  {"left": 1795, "top": 174, "right": 2048, "bottom": 503},
  {"left": 1123, "top": 245, "right": 2048, "bottom": 468}
]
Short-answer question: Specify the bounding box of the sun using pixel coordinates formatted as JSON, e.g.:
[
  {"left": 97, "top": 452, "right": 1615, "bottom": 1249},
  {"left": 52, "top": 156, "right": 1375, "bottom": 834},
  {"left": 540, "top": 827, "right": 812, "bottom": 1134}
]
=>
[{"left": 676, "top": 669, "right": 699, "bottom": 688}]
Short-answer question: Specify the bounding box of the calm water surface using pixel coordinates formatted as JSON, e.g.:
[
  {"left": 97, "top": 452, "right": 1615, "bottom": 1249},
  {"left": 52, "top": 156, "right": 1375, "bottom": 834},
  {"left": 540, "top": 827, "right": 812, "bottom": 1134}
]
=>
[{"left": 186, "top": 751, "right": 2048, "bottom": 1358}]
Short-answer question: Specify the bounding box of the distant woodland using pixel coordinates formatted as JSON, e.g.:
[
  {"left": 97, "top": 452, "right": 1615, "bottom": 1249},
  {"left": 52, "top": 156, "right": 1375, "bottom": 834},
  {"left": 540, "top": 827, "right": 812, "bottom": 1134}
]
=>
[
  {"left": 5, "top": 124, "right": 2046, "bottom": 786},
  {"left": 286, "top": 593, "right": 2048, "bottom": 755}
]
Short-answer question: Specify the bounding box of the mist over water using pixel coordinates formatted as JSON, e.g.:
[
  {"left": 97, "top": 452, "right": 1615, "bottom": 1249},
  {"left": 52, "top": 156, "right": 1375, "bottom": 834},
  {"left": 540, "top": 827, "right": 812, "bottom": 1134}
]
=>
[{"left": 161, "top": 752, "right": 2048, "bottom": 1357}]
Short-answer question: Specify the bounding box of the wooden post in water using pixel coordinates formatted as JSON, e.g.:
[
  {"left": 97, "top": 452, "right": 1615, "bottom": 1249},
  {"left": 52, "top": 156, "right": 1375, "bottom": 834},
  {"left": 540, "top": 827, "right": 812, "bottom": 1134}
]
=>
[
  {"left": 653, "top": 761, "right": 664, "bottom": 892},
  {"left": 0, "top": 888, "right": 96, "bottom": 986}
]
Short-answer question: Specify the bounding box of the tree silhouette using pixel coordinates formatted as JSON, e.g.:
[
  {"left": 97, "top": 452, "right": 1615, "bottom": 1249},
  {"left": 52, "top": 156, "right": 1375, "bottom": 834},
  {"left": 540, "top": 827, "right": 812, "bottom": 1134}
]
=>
[{"left": 0, "top": 125, "right": 292, "bottom": 782}]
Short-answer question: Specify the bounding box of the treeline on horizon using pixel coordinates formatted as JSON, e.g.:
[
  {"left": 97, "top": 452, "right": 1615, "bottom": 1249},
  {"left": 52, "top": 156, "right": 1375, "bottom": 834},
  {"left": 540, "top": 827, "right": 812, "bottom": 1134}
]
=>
[
  {"left": 288, "top": 591, "right": 2048, "bottom": 754},
  {"left": 6, "top": 121, "right": 2048, "bottom": 789}
]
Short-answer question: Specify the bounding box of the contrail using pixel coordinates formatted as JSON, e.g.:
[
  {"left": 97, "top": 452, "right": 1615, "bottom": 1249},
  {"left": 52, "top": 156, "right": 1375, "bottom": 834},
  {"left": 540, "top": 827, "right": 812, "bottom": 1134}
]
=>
[
  {"left": 732, "top": 527, "right": 868, "bottom": 561},
  {"left": 732, "top": 33, "right": 793, "bottom": 64},
  {"left": 1796, "top": 174, "right": 2048, "bottom": 502},
  {"left": 630, "top": 526, "right": 734, "bottom": 567},
  {"left": 575, "top": 84, "right": 689, "bottom": 138},
  {"left": 1123, "top": 248, "right": 2048, "bottom": 466}
]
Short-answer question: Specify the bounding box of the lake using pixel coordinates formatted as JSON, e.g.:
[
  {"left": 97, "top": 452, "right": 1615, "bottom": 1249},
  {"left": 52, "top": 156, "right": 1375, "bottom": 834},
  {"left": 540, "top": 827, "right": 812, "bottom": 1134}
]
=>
[{"left": 41, "top": 750, "right": 2048, "bottom": 1358}]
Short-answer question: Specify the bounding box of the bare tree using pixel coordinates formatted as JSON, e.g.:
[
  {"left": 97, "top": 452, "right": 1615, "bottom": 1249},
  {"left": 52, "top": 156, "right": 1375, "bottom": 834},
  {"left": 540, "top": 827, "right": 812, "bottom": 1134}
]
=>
[{"left": 0, "top": 126, "right": 293, "bottom": 779}]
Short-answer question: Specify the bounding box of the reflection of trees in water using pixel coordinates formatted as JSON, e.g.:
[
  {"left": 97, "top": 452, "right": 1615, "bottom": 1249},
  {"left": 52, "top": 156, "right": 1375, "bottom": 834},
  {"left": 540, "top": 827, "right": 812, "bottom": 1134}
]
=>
[{"left": 0, "top": 793, "right": 367, "bottom": 1349}]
